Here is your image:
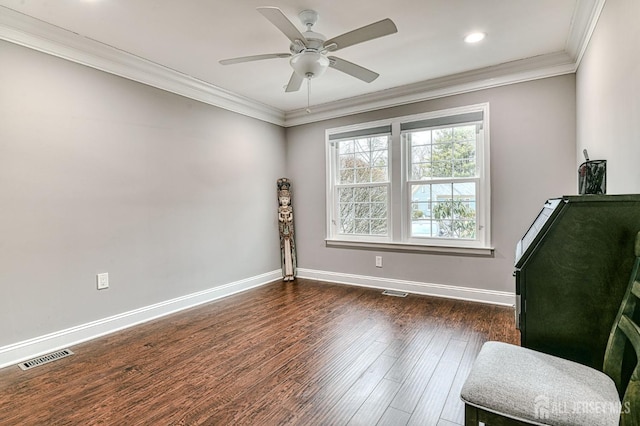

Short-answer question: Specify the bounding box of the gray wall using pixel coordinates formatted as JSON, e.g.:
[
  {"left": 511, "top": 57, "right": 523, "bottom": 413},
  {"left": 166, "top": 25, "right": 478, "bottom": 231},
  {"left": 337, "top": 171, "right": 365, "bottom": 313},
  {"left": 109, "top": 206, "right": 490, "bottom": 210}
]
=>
[
  {"left": 576, "top": 0, "right": 640, "bottom": 194},
  {"left": 0, "top": 34, "right": 580, "bottom": 350},
  {"left": 0, "top": 41, "right": 286, "bottom": 346},
  {"left": 286, "top": 75, "right": 576, "bottom": 293}
]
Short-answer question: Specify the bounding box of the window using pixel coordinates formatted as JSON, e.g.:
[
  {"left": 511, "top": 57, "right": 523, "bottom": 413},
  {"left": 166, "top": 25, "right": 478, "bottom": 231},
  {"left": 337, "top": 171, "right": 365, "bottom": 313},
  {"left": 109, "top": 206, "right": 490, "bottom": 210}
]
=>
[
  {"left": 328, "top": 126, "right": 391, "bottom": 241},
  {"left": 326, "top": 104, "right": 491, "bottom": 254}
]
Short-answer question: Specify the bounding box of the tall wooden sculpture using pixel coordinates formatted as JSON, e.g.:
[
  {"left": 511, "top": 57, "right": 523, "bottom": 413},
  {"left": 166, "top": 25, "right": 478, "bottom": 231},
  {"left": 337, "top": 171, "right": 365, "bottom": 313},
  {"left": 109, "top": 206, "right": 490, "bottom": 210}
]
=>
[{"left": 277, "top": 178, "right": 297, "bottom": 281}]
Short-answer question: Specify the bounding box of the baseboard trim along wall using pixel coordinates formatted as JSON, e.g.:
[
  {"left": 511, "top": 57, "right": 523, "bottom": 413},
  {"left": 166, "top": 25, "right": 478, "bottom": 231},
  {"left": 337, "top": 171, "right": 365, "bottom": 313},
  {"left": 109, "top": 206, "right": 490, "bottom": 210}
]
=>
[
  {"left": 297, "top": 268, "right": 515, "bottom": 307},
  {"left": 1, "top": 268, "right": 514, "bottom": 369},
  {"left": 0, "top": 270, "right": 282, "bottom": 370}
]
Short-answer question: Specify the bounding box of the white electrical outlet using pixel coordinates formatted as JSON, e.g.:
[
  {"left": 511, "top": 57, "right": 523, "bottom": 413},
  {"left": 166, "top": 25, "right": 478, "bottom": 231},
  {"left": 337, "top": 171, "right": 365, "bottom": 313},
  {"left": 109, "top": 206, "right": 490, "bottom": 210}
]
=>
[
  {"left": 97, "top": 273, "right": 109, "bottom": 290},
  {"left": 375, "top": 256, "right": 383, "bottom": 268}
]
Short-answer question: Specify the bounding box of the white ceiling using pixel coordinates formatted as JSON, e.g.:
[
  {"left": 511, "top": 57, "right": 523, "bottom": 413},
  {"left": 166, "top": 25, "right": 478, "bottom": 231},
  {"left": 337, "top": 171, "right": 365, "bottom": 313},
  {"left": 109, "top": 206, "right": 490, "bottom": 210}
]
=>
[{"left": 0, "top": 0, "right": 602, "bottom": 124}]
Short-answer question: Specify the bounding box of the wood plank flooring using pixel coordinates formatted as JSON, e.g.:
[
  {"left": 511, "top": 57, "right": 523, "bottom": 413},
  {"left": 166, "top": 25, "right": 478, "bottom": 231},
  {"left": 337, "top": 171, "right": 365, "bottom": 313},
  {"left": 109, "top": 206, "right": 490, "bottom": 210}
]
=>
[{"left": 0, "top": 278, "right": 519, "bottom": 425}]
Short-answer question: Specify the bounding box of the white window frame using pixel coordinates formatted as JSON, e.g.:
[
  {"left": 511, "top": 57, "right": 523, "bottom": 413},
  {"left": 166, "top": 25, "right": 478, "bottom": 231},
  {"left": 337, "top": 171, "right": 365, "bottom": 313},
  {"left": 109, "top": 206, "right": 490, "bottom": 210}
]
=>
[
  {"left": 325, "top": 120, "right": 393, "bottom": 244},
  {"left": 326, "top": 103, "right": 492, "bottom": 256}
]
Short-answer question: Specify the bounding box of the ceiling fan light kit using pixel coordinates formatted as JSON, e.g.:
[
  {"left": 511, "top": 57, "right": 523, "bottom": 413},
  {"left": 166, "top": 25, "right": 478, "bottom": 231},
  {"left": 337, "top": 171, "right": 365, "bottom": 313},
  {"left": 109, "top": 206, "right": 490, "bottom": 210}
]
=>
[
  {"left": 219, "top": 6, "right": 398, "bottom": 99},
  {"left": 290, "top": 51, "right": 329, "bottom": 79}
]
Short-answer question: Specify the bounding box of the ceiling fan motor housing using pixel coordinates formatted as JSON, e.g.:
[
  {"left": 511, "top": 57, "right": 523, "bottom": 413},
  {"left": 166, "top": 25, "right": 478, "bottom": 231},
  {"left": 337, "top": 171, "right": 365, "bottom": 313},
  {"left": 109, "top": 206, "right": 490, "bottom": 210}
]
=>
[
  {"left": 289, "top": 32, "right": 325, "bottom": 54},
  {"left": 290, "top": 9, "right": 329, "bottom": 79}
]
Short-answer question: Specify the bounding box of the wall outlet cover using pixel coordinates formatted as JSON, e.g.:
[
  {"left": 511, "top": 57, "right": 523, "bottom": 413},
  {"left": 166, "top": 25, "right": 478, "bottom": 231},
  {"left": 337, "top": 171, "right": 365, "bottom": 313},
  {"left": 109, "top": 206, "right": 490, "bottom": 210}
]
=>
[{"left": 97, "top": 273, "right": 109, "bottom": 290}]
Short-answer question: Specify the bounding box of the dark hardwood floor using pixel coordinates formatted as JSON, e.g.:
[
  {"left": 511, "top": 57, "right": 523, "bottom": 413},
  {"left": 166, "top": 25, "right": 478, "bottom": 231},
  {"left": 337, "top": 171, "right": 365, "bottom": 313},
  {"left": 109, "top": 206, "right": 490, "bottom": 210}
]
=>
[{"left": 0, "top": 278, "right": 519, "bottom": 425}]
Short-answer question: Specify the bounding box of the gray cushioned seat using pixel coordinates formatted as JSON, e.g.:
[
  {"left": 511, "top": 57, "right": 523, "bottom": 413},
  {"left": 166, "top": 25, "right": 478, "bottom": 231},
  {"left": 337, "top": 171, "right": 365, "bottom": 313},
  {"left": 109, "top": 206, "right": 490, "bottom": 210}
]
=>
[{"left": 460, "top": 341, "right": 620, "bottom": 426}]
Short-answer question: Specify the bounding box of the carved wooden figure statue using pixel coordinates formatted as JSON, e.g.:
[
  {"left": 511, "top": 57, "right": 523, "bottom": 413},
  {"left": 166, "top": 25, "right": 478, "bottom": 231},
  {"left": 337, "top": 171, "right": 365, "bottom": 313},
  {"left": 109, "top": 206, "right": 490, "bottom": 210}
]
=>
[{"left": 277, "top": 178, "right": 297, "bottom": 281}]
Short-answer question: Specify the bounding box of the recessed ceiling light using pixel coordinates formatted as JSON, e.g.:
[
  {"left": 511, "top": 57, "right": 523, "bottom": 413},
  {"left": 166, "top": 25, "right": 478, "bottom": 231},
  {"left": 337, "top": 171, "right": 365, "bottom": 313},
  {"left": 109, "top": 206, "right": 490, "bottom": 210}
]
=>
[{"left": 464, "top": 32, "right": 486, "bottom": 44}]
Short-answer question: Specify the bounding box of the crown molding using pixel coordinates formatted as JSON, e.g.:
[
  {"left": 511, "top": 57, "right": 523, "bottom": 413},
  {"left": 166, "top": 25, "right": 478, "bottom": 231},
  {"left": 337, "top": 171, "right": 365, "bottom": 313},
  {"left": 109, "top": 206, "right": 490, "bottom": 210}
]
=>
[
  {"left": 284, "top": 51, "right": 576, "bottom": 127},
  {"left": 565, "top": 0, "right": 607, "bottom": 66},
  {"left": 282, "top": 0, "right": 606, "bottom": 127},
  {"left": 0, "top": 6, "right": 286, "bottom": 126},
  {"left": 1, "top": 2, "right": 604, "bottom": 128}
]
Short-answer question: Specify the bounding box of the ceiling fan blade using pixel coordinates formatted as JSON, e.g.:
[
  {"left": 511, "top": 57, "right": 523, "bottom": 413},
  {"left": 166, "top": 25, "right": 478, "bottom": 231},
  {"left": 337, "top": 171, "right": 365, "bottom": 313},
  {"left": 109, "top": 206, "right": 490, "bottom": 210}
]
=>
[
  {"left": 328, "top": 56, "right": 379, "bottom": 83},
  {"left": 285, "top": 72, "right": 304, "bottom": 92},
  {"left": 219, "top": 53, "right": 291, "bottom": 65},
  {"left": 257, "top": 7, "right": 308, "bottom": 47},
  {"left": 324, "top": 18, "right": 397, "bottom": 51}
]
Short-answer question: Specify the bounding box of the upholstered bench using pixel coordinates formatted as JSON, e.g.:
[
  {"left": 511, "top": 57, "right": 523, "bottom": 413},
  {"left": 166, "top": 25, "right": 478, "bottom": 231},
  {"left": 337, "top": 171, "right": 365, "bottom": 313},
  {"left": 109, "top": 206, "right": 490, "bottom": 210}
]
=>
[
  {"left": 461, "top": 341, "right": 620, "bottom": 425},
  {"left": 461, "top": 230, "right": 640, "bottom": 426}
]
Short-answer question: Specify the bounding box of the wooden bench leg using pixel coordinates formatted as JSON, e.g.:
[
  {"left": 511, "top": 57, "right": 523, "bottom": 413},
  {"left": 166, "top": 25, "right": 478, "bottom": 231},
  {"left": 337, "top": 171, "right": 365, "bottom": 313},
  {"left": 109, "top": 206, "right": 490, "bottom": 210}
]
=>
[{"left": 465, "top": 404, "right": 479, "bottom": 426}]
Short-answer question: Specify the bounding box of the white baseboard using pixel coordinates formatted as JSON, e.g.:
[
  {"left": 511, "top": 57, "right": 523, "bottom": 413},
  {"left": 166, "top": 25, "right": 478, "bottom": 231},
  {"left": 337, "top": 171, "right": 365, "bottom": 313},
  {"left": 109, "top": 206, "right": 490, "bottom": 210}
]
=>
[
  {"left": 297, "top": 268, "right": 515, "bottom": 306},
  {"left": 0, "top": 270, "right": 281, "bottom": 369},
  {"left": 0, "top": 268, "right": 513, "bottom": 369}
]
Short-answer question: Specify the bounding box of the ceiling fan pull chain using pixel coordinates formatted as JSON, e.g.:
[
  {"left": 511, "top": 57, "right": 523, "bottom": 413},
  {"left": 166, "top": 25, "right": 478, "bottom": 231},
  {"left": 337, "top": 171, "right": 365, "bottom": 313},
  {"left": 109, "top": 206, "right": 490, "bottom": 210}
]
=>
[{"left": 306, "top": 76, "right": 312, "bottom": 114}]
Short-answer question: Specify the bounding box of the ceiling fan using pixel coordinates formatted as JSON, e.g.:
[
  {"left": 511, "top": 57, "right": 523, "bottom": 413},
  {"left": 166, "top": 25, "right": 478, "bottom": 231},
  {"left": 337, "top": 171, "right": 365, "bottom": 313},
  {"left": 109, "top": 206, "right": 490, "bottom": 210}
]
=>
[{"left": 219, "top": 7, "right": 398, "bottom": 93}]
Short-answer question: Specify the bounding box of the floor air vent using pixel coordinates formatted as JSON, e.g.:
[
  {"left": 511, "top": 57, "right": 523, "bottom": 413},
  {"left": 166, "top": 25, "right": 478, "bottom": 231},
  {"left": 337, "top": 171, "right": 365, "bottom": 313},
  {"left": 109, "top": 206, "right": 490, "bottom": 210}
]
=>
[
  {"left": 18, "top": 349, "right": 74, "bottom": 371},
  {"left": 382, "top": 290, "right": 408, "bottom": 298}
]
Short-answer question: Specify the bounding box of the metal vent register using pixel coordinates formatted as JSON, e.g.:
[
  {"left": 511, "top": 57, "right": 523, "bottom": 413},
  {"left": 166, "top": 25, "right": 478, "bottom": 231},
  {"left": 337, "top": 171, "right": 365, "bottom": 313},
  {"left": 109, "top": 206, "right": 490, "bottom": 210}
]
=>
[
  {"left": 382, "top": 290, "right": 408, "bottom": 298},
  {"left": 18, "top": 349, "right": 74, "bottom": 371}
]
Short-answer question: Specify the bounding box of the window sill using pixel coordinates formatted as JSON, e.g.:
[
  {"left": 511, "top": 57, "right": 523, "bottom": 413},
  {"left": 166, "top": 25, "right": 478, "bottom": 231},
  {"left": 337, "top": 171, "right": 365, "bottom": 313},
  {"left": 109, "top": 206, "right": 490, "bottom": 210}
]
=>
[{"left": 325, "top": 239, "right": 494, "bottom": 257}]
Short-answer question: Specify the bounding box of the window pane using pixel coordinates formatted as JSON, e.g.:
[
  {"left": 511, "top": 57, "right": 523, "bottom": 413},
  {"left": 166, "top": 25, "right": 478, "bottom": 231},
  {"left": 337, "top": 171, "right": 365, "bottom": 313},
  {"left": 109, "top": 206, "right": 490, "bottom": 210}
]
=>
[
  {"left": 453, "top": 125, "right": 476, "bottom": 141},
  {"left": 411, "top": 145, "right": 431, "bottom": 163},
  {"left": 354, "top": 219, "right": 370, "bottom": 234},
  {"left": 454, "top": 140, "right": 475, "bottom": 160},
  {"left": 432, "top": 142, "right": 453, "bottom": 159},
  {"left": 371, "top": 203, "right": 387, "bottom": 218},
  {"left": 337, "top": 185, "right": 388, "bottom": 236},
  {"left": 355, "top": 150, "right": 370, "bottom": 165},
  {"left": 411, "top": 163, "right": 431, "bottom": 180},
  {"left": 453, "top": 159, "right": 475, "bottom": 177},
  {"left": 339, "top": 141, "right": 354, "bottom": 154},
  {"left": 412, "top": 220, "right": 433, "bottom": 237},
  {"left": 411, "top": 184, "right": 432, "bottom": 236},
  {"left": 410, "top": 182, "right": 477, "bottom": 240},
  {"left": 406, "top": 123, "right": 477, "bottom": 181},
  {"left": 433, "top": 128, "right": 453, "bottom": 143},
  {"left": 411, "top": 185, "right": 432, "bottom": 204},
  {"left": 438, "top": 219, "right": 454, "bottom": 237},
  {"left": 339, "top": 202, "right": 354, "bottom": 233},
  {"left": 368, "top": 186, "right": 384, "bottom": 202},
  {"left": 355, "top": 203, "right": 370, "bottom": 218},
  {"left": 432, "top": 183, "right": 452, "bottom": 199},
  {"left": 355, "top": 167, "right": 370, "bottom": 183},
  {"left": 339, "top": 202, "right": 353, "bottom": 218},
  {"left": 370, "top": 166, "right": 388, "bottom": 182},
  {"left": 339, "top": 187, "right": 354, "bottom": 203},
  {"left": 340, "top": 218, "right": 354, "bottom": 234},
  {"left": 453, "top": 182, "right": 476, "bottom": 219},
  {"left": 339, "top": 154, "right": 353, "bottom": 169},
  {"left": 354, "top": 187, "right": 369, "bottom": 203},
  {"left": 431, "top": 161, "right": 453, "bottom": 178},
  {"left": 452, "top": 220, "right": 476, "bottom": 238},
  {"left": 370, "top": 136, "right": 388, "bottom": 150},
  {"left": 372, "top": 150, "right": 388, "bottom": 168},
  {"left": 339, "top": 168, "right": 354, "bottom": 184},
  {"left": 410, "top": 130, "right": 431, "bottom": 145},
  {"left": 337, "top": 136, "right": 389, "bottom": 185},
  {"left": 411, "top": 202, "right": 430, "bottom": 219},
  {"left": 453, "top": 139, "right": 476, "bottom": 177},
  {"left": 371, "top": 219, "right": 387, "bottom": 235}
]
